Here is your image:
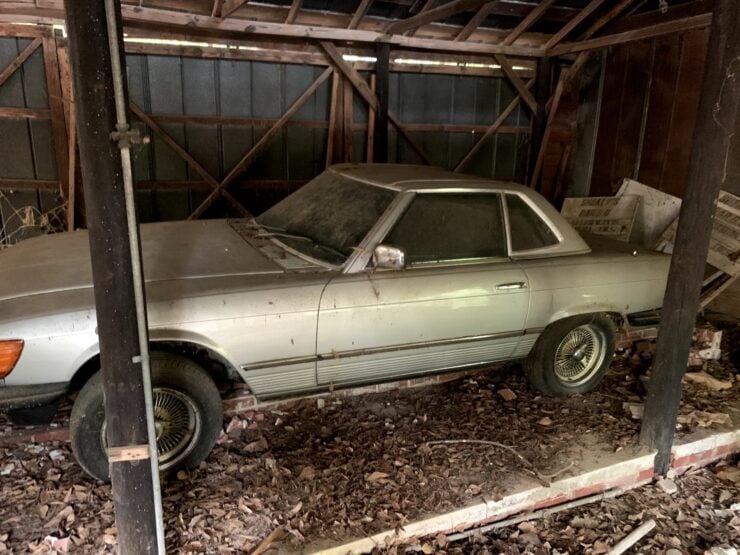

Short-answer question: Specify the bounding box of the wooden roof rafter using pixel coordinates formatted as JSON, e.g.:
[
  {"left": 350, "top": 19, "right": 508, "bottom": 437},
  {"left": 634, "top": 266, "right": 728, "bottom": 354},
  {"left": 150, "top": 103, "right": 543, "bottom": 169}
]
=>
[
  {"left": 455, "top": 1, "right": 498, "bottom": 42},
  {"left": 348, "top": 0, "right": 374, "bottom": 29},
  {"left": 220, "top": 0, "right": 249, "bottom": 19},
  {"left": 0, "top": 0, "right": 715, "bottom": 63},
  {"left": 384, "top": 0, "right": 492, "bottom": 35},
  {"left": 284, "top": 0, "right": 302, "bottom": 25}
]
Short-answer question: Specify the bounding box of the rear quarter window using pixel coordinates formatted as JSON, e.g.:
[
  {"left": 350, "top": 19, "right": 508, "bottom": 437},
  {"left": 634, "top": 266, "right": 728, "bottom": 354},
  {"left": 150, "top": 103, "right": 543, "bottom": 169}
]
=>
[{"left": 506, "top": 194, "right": 559, "bottom": 252}]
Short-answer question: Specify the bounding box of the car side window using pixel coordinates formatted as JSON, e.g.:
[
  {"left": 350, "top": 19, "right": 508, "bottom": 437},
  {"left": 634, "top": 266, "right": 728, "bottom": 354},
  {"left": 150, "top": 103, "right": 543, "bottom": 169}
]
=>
[
  {"left": 383, "top": 193, "right": 506, "bottom": 264},
  {"left": 506, "top": 194, "right": 559, "bottom": 251}
]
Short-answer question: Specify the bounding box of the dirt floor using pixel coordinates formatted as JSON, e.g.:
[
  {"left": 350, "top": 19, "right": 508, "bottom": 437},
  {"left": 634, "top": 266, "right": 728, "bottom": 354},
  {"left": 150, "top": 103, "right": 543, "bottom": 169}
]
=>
[{"left": 0, "top": 317, "right": 738, "bottom": 554}]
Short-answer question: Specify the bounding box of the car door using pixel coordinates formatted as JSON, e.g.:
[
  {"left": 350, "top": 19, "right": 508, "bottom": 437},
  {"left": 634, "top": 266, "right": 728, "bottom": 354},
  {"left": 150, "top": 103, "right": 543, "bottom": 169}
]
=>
[{"left": 316, "top": 190, "right": 532, "bottom": 387}]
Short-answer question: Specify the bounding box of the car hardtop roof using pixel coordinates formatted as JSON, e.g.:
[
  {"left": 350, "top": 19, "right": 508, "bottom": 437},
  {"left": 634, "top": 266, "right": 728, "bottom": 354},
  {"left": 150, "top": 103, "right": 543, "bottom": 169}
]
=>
[{"left": 329, "top": 163, "right": 528, "bottom": 193}]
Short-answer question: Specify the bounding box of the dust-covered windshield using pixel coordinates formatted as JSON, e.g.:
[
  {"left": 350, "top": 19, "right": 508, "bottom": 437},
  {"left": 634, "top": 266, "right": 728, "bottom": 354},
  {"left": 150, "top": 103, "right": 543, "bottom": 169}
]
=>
[{"left": 255, "top": 170, "right": 396, "bottom": 265}]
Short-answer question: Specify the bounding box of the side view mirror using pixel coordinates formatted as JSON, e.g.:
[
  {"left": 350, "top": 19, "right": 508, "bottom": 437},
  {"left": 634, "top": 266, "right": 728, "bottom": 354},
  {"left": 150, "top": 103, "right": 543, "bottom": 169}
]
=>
[{"left": 373, "top": 244, "right": 406, "bottom": 270}]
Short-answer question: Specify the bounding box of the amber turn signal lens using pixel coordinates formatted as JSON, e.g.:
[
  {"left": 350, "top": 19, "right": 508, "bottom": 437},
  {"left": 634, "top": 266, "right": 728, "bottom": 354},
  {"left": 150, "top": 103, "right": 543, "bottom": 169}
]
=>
[{"left": 0, "top": 340, "right": 24, "bottom": 379}]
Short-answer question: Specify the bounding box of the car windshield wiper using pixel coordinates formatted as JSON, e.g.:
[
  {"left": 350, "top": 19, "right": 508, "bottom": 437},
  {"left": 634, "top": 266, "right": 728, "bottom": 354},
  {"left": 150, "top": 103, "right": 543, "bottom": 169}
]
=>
[{"left": 255, "top": 226, "right": 346, "bottom": 260}]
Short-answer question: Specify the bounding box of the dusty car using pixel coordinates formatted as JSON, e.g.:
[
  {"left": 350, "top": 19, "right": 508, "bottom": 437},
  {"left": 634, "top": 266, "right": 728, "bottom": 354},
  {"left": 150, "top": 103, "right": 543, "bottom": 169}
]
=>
[{"left": 0, "top": 164, "right": 670, "bottom": 481}]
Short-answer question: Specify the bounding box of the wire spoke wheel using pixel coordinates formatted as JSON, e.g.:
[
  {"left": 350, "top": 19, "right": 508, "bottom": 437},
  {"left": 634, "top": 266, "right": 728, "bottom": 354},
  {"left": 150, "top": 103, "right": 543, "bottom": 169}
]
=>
[
  {"left": 101, "top": 387, "right": 201, "bottom": 471},
  {"left": 153, "top": 387, "right": 200, "bottom": 467},
  {"left": 553, "top": 324, "right": 607, "bottom": 386}
]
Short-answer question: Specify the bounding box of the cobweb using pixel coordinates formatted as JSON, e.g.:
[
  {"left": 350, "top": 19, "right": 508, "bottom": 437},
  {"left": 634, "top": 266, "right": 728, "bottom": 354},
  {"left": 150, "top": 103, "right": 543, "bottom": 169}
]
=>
[{"left": 0, "top": 191, "right": 67, "bottom": 250}]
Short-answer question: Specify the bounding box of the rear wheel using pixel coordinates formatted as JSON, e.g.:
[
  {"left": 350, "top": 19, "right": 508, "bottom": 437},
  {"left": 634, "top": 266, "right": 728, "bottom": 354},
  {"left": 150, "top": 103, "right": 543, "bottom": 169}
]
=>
[
  {"left": 70, "top": 352, "right": 223, "bottom": 482},
  {"left": 525, "top": 314, "right": 616, "bottom": 396}
]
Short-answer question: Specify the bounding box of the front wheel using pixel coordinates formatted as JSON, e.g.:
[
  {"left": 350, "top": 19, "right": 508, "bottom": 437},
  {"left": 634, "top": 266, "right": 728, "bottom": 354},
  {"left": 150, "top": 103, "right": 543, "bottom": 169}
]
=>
[
  {"left": 70, "top": 352, "right": 223, "bottom": 482},
  {"left": 524, "top": 314, "right": 616, "bottom": 396}
]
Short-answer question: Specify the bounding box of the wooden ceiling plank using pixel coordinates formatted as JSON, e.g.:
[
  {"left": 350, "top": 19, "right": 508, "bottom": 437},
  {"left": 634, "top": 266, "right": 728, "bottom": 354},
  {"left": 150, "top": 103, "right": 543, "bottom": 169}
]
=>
[
  {"left": 502, "top": 0, "right": 555, "bottom": 45},
  {"left": 544, "top": 0, "right": 609, "bottom": 49},
  {"left": 385, "top": 0, "right": 491, "bottom": 35},
  {"left": 285, "top": 0, "right": 302, "bottom": 24},
  {"left": 348, "top": 0, "right": 374, "bottom": 29},
  {"left": 549, "top": 13, "right": 711, "bottom": 55},
  {"left": 455, "top": 1, "right": 497, "bottom": 41},
  {"left": 494, "top": 54, "right": 536, "bottom": 111},
  {"left": 608, "top": 0, "right": 711, "bottom": 34},
  {"left": 0, "top": 1, "right": 550, "bottom": 54},
  {"left": 113, "top": 4, "right": 545, "bottom": 56},
  {"left": 0, "top": 37, "right": 42, "bottom": 88}
]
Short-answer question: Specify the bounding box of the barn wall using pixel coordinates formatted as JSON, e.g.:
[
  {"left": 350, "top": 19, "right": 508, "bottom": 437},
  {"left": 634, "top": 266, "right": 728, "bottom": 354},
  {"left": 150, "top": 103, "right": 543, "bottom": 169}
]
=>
[
  {"left": 589, "top": 28, "right": 712, "bottom": 199},
  {"left": 0, "top": 34, "right": 532, "bottom": 242},
  {"left": 0, "top": 36, "right": 65, "bottom": 245}
]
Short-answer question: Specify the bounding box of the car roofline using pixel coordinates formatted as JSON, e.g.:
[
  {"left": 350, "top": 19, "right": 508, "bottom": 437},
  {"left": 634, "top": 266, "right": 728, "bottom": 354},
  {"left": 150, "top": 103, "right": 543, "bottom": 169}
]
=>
[{"left": 327, "top": 164, "right": 525, "bottom": 192}]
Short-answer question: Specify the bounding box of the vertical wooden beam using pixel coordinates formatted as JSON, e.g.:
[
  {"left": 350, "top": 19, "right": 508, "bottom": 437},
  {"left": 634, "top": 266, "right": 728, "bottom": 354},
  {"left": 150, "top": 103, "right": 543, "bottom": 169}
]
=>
[
  {"left": 367, "top": 73, "right": 376, "bottom": 162},
  {"left": 529, "top": 53, "right": 589, "bottom": 188},
  {"left": 502, "top": 0, "right": 555, "bottom": 45},
  {"left": 342, "top": 76, "right": 354, "bottom": 162},
  {"left": 320, "top": 42, "right": 431, "bottom": 164},
  {"left": 527, "top": 57, "right": 551, "bottom": 183},
  {"left": 57, "top": 44, "right": 77, "bottom": 231},
  {"left": 42, "top": 33, "right": 69, "bottom": 202},
  {"left": 64, "top": 0, "right": 159, "bottom": 552},
  {"left": 544, "top": 0, "right": 609, "bottom": 49},
  {"left": 0, "top": 37, "right": 42, "bottom": 88},
  {"left": 285, "top": 0, "right": 302, "bottom": 24},
  {"left": 66, "top": 99, "right": 77, "bottom": 232},
  {"left": 348, "top": 0, "right": 373, "bottom": 29},
  {"left": 640, "top": 0, "right": 740, "bottom": 475},
  {"left": 326, "top": 70, "right": 340, "bottom": 167},
  {"left": 373, "top": 42, "right": 390, "bottom": 163}
]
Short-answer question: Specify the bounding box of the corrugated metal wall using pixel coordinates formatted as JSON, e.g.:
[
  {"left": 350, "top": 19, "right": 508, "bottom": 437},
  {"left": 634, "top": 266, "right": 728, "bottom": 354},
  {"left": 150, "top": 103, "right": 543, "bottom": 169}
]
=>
[
  {"left": 1, "top": 48, "right": 531, "bottom": 238},
  {"left": 126, "top": 56, "right": 333, "bottom": 220},
  {"left": 387, "top": 72, "right": 529, "bottom": 177},
  {"left": 0, "top": 36, "right": 64, "bottom": 244}
]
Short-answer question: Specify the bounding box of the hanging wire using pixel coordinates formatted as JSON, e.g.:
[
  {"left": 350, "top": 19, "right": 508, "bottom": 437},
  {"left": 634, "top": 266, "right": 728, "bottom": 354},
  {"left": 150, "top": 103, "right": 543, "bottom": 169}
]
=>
[{"left": 0, "top": 191, "right": 67, "bottom": 249}]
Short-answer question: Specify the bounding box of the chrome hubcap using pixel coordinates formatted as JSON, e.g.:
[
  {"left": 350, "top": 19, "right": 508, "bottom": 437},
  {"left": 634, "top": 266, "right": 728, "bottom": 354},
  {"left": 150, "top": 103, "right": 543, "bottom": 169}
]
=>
[
  {"left": 102, "top": 387, "right": 200, "bottom": 471},
  {"left": 554, "top": 324, "right": 607, "bottom": 386},
  {"left": 153, "top": 388, "right": 199, "bottom": 466}
]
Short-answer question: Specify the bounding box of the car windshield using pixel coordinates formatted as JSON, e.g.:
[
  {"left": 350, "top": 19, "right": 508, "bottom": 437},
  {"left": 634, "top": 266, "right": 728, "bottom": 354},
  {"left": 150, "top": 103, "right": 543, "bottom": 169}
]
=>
[{"left": 255, "top": 170, "right": 396, "bottom": 265}]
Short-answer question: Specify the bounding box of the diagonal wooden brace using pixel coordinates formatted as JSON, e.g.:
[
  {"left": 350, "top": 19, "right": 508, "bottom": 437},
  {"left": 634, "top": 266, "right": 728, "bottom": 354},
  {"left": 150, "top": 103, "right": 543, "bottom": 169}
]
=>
[
  {"left": 188, "top": 66, "right": 334, "bottom": 219},
  {"left": 454, "top": 79, "right": 534, "bottom": 172},
  {"left": 0, "top": 37, "right": 42, "bottom": 88},
  {"left": 130, "top": 103, "right": 251, "bottom": 218},
  {"left": 320, "top": 41, "right": 433, "bottom": 165}
]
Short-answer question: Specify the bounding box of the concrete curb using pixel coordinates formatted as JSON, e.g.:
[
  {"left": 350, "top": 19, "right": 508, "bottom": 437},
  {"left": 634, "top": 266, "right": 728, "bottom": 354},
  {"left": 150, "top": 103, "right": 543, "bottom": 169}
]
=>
[{"left": 308, "top": 425, "right": 740, "bottom": 554}]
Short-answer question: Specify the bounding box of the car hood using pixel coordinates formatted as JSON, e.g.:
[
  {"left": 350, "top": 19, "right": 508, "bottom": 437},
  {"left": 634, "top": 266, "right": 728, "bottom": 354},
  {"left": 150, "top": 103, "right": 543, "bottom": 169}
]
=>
[{"left": 0, "top": 220, "right": 286, "bottom": 302}]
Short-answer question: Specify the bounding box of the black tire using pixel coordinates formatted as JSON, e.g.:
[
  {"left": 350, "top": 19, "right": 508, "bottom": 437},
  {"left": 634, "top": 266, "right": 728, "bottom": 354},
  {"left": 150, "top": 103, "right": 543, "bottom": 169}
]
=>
[
  {"left": 70, "top": 352, "right": 223, "bottom": 482},
  {"left": 524, "top": 313, "right": 616, "bottom": 396}
]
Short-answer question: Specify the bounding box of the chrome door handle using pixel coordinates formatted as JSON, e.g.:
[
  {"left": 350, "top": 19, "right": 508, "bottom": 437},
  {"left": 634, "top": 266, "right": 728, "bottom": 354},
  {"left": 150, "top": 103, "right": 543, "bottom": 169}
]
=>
[{"left": 496, "top": 282, "right": 526, "bottom": 290}]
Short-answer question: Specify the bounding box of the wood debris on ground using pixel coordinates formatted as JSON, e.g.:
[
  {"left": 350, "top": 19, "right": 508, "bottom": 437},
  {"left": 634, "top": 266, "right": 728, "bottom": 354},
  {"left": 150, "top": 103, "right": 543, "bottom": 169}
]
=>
[{"left": 0, "top": 316, "right": 737, "bottom": 552}]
